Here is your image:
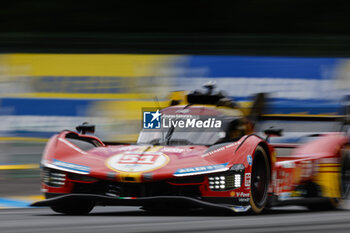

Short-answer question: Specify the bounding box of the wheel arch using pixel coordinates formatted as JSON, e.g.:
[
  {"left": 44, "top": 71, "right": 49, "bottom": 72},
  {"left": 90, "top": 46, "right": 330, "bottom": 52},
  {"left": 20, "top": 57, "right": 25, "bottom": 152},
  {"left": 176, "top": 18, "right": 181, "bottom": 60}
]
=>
[
  {"left": 257, "top": 141, "right": 272, "bottom": 181},
  {"left": 234, "top": 134, "right": 272, "bottom": 177}
]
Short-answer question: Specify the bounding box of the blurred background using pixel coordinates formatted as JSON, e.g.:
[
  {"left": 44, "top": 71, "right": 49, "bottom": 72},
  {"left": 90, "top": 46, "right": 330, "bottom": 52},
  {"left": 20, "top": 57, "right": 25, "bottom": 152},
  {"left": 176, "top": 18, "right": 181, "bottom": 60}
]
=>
[{"left": 1, "top": 0, "right": 350, "bottom": 207}]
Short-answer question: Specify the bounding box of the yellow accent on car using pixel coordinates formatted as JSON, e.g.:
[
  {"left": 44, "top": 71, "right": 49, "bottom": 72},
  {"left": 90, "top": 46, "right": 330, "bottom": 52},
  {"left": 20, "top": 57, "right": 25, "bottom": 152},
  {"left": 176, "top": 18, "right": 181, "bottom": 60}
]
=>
[
  {"left": 118, "top": 172, "right": 142, "bottom": 183},
  {"left": 314, "top": 163, "right": 341, "bottom": 198},
  {"left": 146, "top": 146, "right": 164, "bottom": 152}
]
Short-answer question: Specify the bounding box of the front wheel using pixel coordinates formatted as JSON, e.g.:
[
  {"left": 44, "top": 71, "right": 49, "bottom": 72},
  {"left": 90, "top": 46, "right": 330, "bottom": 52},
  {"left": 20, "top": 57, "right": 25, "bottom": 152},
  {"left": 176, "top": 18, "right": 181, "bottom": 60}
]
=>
[{"left": 250, "top": 146, "right": 270, "bottom": 214}]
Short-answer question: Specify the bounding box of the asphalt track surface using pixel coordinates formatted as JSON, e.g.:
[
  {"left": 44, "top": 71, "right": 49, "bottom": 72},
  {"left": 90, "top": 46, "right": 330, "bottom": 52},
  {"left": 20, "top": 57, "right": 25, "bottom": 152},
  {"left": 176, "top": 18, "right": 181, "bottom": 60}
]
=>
[{"left": 1, "top": 205, "right": 350, "bottom": 233}]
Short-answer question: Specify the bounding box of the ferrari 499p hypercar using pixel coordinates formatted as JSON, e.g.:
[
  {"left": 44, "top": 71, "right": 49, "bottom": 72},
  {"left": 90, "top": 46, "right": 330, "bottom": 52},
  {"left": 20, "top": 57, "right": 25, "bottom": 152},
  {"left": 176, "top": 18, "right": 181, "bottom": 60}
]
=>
[{"left": 32, "top": 85, "right": 350, "bottom": 214}]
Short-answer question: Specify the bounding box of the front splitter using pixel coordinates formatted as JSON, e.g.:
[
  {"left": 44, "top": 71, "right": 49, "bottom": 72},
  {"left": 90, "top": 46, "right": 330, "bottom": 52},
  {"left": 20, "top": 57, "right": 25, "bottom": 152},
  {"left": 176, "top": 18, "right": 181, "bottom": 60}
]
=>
[{"left": 31, "top": 194, "right": 251, "bottom": 213}]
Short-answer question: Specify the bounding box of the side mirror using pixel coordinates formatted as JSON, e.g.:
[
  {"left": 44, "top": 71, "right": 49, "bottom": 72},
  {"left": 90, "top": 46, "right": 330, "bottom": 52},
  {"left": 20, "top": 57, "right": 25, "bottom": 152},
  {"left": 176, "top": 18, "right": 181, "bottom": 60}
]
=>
[
  {"left": 76, "top": 122, "right": 95, "bottom": 135},
  {"left": 248, "top": 93, "right": 266, "bottom": 124},
  {"left": 264, "top": 127, "right": 283, "bottom": 141}
]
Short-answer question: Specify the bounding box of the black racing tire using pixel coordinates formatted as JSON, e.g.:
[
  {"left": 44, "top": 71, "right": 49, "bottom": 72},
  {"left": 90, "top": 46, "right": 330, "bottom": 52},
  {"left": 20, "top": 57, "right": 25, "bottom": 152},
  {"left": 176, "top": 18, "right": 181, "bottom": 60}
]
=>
[
  {"left": 341, "top": 148, "right": 350, "bottom": 200},
  {"left": 250, "top": 145, "right": 270, "bottom": 214},
  {"left": 50, "top": 201, "right": 94, "bottom": 215}
]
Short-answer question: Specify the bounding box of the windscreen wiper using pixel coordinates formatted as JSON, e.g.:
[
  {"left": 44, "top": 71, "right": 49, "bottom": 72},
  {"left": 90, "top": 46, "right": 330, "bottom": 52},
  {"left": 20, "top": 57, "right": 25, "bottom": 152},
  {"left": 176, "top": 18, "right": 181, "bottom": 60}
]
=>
[{"left": 165, "top": 125, "right": 175, "bottom": 145}]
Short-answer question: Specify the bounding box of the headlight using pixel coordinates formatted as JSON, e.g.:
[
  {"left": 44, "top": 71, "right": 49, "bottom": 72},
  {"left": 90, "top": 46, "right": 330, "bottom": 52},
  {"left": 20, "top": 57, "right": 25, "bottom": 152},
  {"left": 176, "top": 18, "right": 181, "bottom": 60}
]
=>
[
  {"left": 42, "top": 168, "right": 66, "bottom": 187},
  {"left": 208, "top": 164, "right": 244, "bottom": 191},
  {"left": 208, "top": 176, "right": 226, "bottom": 190}
]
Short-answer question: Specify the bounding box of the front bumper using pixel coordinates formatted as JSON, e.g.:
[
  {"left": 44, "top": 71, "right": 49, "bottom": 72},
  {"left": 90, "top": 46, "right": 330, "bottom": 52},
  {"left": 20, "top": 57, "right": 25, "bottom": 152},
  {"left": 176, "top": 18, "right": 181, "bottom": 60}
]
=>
[{"left": 31, "top": 194, "right": 251, "bottom": 213}]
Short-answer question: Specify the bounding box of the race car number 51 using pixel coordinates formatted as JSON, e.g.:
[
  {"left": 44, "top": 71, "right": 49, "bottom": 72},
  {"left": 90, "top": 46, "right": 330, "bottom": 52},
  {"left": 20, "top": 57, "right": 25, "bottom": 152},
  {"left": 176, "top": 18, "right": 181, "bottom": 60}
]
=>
[
  {"left": 118, "top": 154, "right": 160, "bottom": 164},
  {"left": 107, "top": 152, "right": 169, "bottom": 172}
]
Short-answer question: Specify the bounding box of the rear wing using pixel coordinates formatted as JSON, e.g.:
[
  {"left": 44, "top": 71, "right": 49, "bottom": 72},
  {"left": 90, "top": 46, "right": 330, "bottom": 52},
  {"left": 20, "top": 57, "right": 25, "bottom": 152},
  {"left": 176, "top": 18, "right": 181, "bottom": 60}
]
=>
[
  {"left": 255, "top": 114, "right": 346, "bottom": 145},
  {"left": 259, "top": 114, "right": 344, "bottom": 122}
]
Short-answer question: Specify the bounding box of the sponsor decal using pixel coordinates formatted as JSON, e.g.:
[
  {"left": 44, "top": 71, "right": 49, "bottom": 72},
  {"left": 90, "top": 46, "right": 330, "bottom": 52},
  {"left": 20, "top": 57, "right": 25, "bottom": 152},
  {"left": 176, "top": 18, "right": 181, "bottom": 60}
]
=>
[
  {"left": 107, "top": 151, "right": 169, "bottom": 173},
  {"left": 201, "top": 141, "right": 240, "bottom": 158},
  {"left": 113, "top": 146, "right": 140, "bottom": 152},
  {"left": 247, "top": 155, "right": 252, "bottom": 166},
  {"left": 175, "top": 109, "right": 190, "bottom": 114},
  {"left": 279, "top": 161, "right": 295, "bottom": 168},
  {"left": 236, "top": 192, "right": 250, "bottom": 198},
  {"left": 52, "top": 159, "right": 90, "bottom": 174},
  {"left": 174, "top": 163, "right": 229, "bottom": 176},
  {"left": 244, "top": 173, "right": 251, "bottom": 187},
  {"left": 225, "top": 141, "right": 241, "bottom": 148},
  {"left": 161, "top": 147, "right": 188, "bottom": 153},
  {"left": 238, "top": 197, "right": 250, "bottom": 202}
]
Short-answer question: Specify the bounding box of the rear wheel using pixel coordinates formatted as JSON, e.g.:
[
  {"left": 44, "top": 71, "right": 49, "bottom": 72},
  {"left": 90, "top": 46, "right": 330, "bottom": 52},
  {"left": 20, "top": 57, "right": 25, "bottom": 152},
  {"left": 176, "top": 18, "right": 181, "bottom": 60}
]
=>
[
  {"left": 341, "top": 148, "right": 350, "bottom": 199},
  {"left": 250, "top": 146, "right": 270, "bottom": 214},
  {"left": 50, "top": 200, "right": 94, "bottom": 215},
  {"left": 307, "top": 148, "right": 350, "bottom": 211},
  {"left": 306, "top": 198, "right": 341, "bottom": 211}
]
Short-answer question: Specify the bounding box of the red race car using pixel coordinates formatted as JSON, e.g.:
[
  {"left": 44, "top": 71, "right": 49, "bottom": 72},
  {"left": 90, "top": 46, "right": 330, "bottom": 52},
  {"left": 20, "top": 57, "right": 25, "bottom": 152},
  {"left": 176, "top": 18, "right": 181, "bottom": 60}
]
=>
[{"left": 32, "top": 86, "right": 350, "bottom": 214}]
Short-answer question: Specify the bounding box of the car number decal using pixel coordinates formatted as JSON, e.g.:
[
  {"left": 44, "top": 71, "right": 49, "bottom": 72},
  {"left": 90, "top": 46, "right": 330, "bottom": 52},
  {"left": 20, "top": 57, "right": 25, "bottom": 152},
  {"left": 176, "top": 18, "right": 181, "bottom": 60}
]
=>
[
  {"left": 107, "top": 151, "right": 169, "bottom": 173},
  {"left": 244, "top": 173, "right": 251, "bottom": 187}
]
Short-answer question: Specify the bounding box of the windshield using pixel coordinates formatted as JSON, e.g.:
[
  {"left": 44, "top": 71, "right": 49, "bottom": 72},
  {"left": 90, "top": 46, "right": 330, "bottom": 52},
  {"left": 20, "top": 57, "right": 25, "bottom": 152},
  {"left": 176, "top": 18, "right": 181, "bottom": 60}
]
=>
[{"left": 137, "top": 128, "right": 226, "bottom": 146}]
